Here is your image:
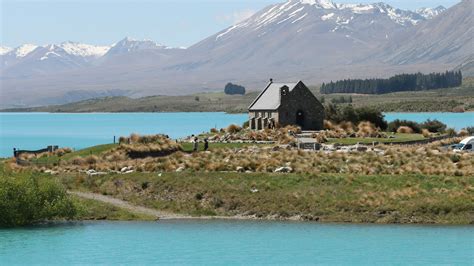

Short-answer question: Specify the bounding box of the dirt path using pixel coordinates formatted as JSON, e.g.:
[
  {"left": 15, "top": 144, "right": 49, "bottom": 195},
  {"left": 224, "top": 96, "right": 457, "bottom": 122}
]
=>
[{"left": 68, "top": 191, "right": 191, "bottom": 220}]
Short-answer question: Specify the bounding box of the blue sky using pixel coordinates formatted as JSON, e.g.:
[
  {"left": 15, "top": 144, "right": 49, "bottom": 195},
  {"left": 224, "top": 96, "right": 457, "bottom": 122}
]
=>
[{"left": 1, "top": 0, "right": 461, "bottom": 48}]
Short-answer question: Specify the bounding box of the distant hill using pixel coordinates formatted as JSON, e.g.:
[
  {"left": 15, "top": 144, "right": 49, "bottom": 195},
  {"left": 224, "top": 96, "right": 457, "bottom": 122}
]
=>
[{"left": 1, "top": 0, "right": 471, "bottom": 108}]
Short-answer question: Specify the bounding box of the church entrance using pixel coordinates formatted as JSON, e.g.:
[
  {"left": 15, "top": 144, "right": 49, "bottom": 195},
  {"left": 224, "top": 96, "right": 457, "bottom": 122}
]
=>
[{"left": 296, "top": 110, "right": 304, "bottom": 128}]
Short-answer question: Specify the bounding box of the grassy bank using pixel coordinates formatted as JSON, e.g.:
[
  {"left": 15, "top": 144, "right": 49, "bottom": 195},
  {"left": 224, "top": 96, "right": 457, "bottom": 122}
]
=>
[
  {"left": 3, "top": 78, "right": 473, "bottom": 113},
  {"left": 0, "top": 163, "right": 153, "bottom": 227},
  {"left": 60, "top": 171, "right": 474, "bottom": 224}
]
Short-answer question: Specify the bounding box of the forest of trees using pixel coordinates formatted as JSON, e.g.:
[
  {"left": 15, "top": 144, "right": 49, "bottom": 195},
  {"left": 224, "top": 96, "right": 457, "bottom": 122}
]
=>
[
  {"left": 224, "top": 83, "right": 246, "bottom": 95},
  {"left": 320, "top": 71, "right": 462, "bottom": 94}
]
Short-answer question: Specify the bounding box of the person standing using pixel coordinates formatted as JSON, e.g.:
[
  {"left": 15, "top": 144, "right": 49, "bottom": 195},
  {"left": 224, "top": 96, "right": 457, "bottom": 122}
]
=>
[
  {"left": 193, "top": 137, "right": 199, "bottom": 152},
  {"left": 204, "top": 138, "right": 209, "bottom": 151}
]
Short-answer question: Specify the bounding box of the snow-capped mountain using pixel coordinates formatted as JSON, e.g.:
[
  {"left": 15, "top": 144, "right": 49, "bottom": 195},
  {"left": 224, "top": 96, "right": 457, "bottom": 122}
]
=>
[
  {"left": 416, "top": 6, "right": 447, "bottom": 19},
  {"left": 188, "top": 0, "right": 440, "bottom": 72},
  {"left": 0, "top": 46, "right": 13, "bottom": 55},
  {"left": 0, "top": 38, "right": 184, "bottom": 76},
  {"left": 379, "top": 0, "right": 472, "bottom": 65},
  {"left": 1, "top": 42, "right": 111, "bottom": 75},
  {"left": 0, "top": 0, "right": 468, "bottom": 108},
  {"left": 105, "top": 37, "right": 170, "bottom": 56},
  {"left": 1, "top": 44, "right": 39, "bottom": 68}
]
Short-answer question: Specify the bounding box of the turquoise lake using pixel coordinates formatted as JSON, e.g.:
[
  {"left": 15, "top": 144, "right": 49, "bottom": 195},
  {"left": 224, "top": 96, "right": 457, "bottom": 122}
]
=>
[
  {"left": 0, "top": 112, "right": 473, "bottom": 157},
  {"left": 0, "top": 221, "right": 472, "bottom": 265}
]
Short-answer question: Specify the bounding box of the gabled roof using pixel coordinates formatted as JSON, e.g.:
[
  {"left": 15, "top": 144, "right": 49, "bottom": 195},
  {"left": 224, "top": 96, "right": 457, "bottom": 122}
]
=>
[{"left": 248, "top": 82, "right": 299, "bottom": 111}]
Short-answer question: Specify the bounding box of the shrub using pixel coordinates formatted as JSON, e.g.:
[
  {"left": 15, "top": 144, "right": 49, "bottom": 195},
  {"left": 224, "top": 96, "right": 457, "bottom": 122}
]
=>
[
  {"left": 71, "top": 157, "right": 86, "bottom": 165},
  {"left": 421, "top": 129, "right": 431, "bottom": 138},
  {"left": 397, "top": 126, "right": 414, "bottom": 134},
  {"left": 130, "top": 133, "right": 140, "bottom": 143},
  {"left": 420, "top": 119, "right": 447, "bottom": 133},
  {"left": 464, "top": 127, "right": 474, "bottom": 135},
  {"left": 85, "top": 155, "right": 99, "bottom": 165},
  {"left": 445, "top": 128, "right": 457, "bottom": 137},
  {"left": 387, "top": 119, "right": 421, "bottom": 133},
  {"left": 458, "top": 129, "right": 469, "bottom": 137},
  {"left": 324, "top": 120, "right": 336, "bottom": 130},
  {"left": 210, "top": 128, "right": 218, "bottom": 133},
  {"left": 242, "top": 121, "right": 250, "bottom": 128},
  {"left": 324, "top": 105, "right": 387, "bottom": 130},
  {"left": 226, "top": 124, "right": 242, "bottom": 133},
  {"left": 357, "top": 121, "right": 378, "bottom": 137},
  {"left": 0, "top": 174, "right": 76, "bottom": 227}
]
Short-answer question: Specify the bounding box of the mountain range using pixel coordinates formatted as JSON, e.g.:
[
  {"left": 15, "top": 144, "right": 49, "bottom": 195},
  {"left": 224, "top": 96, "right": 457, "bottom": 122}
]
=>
[{"left": 0, "top": 0, "right": 472, "bottom": 108}]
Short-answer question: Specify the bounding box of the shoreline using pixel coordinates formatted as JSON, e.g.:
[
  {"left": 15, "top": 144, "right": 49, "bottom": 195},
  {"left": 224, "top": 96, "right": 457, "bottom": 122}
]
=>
[{"left": 69, "top": 190, "right": 473, "bottom": 225}]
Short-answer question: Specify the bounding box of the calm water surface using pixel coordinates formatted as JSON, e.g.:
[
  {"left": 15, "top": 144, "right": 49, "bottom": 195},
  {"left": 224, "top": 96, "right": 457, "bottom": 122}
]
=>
[
  {"left": 0, "top": 112, "right": 472, "bottom": 157},
  {"left": 0, "top": 221, "right": 472, "bottom": 265}
]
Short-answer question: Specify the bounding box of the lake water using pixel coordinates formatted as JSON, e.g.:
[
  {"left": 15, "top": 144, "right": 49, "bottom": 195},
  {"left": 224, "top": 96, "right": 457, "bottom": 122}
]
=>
[
  {"left": 0, "top": 112, "right": 473, "bottom": 158},
  {"left": 0, "top": 221, "right": 472, "bottom": 265}
]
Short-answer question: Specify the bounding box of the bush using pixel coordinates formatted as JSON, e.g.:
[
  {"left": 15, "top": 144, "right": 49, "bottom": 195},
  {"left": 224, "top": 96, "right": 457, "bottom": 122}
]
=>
[
  {"left": 464, "top": 127, "right": 474, "bottom": 135},
  {"left": 226, "top": 124, "right": 242, "bottom": 133},
  {"left": 387, "top": 119, "right": 421, "bottom": 133},
  {"left": 242, "top": 121, "right": 250, "bottom": 128},
  {"left": 445, "top": 128, "right": 457, "bottom": 137},
  {"left": 224, "top": 83, "right": 246, "bottom": 95},
  {"left": 421, "top": 129, "right": 431, "bottom": 138},
  {"left": 458, "top": 129, "right": 469, "bottom": 137},
  {"left": 397, "top": 126, "right": 414, "bottom": 134},
  {"left": 420, "top": 119, "right": 447, "bottom": 133},
  {"left": 0, "top": 174, "right": 76, "bottom": 227},
  {"left": 325, "top": 104, "right": 387, "bottom": 130}
]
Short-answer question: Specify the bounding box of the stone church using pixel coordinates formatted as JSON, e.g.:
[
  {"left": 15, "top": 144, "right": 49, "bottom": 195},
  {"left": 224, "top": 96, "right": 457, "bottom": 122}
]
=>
[{"left": 248, "top": 80, "right": 325, "bottom": 130}]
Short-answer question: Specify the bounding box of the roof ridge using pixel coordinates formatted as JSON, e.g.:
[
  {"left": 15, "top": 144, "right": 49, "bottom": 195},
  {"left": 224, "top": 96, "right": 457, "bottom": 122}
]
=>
[{"left": 248, "top": 81, "right": 273, "bottom": 110}]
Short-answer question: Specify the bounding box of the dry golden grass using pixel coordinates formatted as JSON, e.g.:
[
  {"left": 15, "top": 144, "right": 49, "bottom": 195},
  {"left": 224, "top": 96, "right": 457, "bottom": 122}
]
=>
[
  {"left": 421, "top": 128, "right": 431, "bottom": 138},
  {"left": 397, "top": 126, "right": 414, "bottom": 134},
  {"left": 357, "top": 121, "right": 382, "bottom": 137},
  {"left": 226, "top": 124, "right": 242, "bottom": 133},
  {"left": 45, "top": 137, "right": 473, "bottom": 177}
]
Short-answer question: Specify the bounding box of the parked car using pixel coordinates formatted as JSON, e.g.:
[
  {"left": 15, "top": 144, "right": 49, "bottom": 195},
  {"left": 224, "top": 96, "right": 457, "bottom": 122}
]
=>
[{"left": 453, "top": 136, "right": 474, "bottom": 153}]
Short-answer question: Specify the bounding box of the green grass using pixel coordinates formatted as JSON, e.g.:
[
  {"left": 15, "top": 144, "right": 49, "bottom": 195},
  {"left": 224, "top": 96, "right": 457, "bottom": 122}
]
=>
[
  {"left": 180, "top": 142, "right": 267, "bottom": 152},
  {"left": 71, "top": 196, "right": 155, "bottom": 221},
  {"left": 60, "top": 171, "right": 474, "bottom": 224},
  {"left": 327, "top": 133, "right": 426, "bottom": 145},
  {"left": 29, "top": 144, "right": 118, "bottom": 165}
]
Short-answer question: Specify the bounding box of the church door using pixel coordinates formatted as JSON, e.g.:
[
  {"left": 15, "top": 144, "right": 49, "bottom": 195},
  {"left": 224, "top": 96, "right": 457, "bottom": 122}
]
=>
[{"left": 296, "top": 110, "right": 304, "bottom": 129}]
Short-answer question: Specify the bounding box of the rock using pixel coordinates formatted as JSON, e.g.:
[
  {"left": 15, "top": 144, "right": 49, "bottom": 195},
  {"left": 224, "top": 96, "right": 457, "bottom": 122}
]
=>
[
  {"left": 250, "top": 188, "right": 259, "bottom": 193},
  {"left": 236, "top": 166, "right": 245, "bottom": 172},
  {"left": 120, "top": 166, "right": 133, "bottom": 172},
  {"left": 355, "top": 145, "right": 368, "bottom": 152},
  {"left": 176, "top": 166, "right": 185, "bottom": 172},
  {"left": 124, "top": 170, "right": 134, "bottom": 174},
  {"left": 274, "top": 166, "right": 293, "bottom": 173}
]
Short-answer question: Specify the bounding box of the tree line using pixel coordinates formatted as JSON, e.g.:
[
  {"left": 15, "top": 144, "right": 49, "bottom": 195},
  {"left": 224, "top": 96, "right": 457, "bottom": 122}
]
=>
[{"left": 320, "top": 71, "right": 462, "bottom": 94}]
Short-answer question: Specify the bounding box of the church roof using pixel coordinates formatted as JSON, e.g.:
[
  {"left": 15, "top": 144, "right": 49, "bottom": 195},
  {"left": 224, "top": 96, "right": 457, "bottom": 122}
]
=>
[{"left": 248, "top": 82, "right": 299, "bottom": 111}]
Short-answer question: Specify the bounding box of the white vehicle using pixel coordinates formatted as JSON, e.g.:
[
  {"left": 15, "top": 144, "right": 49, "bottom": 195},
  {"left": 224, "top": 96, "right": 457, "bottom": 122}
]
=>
[{"left": 453, "top": 136, "right": 474, "bottom": 153}]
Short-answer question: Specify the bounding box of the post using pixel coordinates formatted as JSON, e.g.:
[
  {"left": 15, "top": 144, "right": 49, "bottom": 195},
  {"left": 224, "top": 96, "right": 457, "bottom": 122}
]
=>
[{"left": 114, "top": 136, "right": 116, "bottom": 144}]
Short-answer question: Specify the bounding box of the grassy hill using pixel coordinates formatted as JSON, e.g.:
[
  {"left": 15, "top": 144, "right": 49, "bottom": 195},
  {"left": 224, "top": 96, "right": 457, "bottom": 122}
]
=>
[{"left": 3, "top": 78, "right": 473, "bottom": 113}]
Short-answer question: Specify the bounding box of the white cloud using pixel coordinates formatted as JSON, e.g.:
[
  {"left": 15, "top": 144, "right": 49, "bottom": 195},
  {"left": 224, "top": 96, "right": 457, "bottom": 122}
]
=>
[{"left": 217, "top": 9, "right": 255, "bottom": 24}]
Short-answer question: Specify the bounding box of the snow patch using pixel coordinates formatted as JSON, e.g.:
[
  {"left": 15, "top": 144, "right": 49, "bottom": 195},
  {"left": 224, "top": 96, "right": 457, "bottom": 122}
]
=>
[
  {"left": 321, "top": 13, "right": 334, "bottom": 21},
  {"left": 292, "top": 13, "right": 308, "bottom": 23}
]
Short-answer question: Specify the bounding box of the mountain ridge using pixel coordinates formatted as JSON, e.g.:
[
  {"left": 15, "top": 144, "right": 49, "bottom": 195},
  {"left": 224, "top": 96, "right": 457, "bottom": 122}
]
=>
[{"left": 1, "top": 0, "right": 469, "bottom": 108}]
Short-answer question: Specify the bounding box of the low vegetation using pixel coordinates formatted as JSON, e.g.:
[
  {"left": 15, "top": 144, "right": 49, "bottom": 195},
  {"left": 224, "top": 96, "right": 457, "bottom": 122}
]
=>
[
  {"left": 61, "top": 171, "right": 474, "bottom": 224},
  {"left": 0, "top": 169, "right": 76, "bottom": 227},
  {"left": 3, "top": 78, "right": 473, "bottom": 113}
]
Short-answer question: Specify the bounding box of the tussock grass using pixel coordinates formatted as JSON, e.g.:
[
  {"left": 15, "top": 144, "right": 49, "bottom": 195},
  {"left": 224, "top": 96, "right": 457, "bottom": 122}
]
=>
[{"left": 397, "top": 126, "right": 414, "bottom": 134}]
